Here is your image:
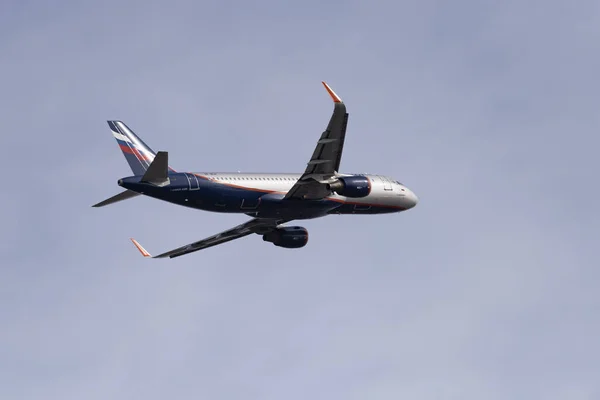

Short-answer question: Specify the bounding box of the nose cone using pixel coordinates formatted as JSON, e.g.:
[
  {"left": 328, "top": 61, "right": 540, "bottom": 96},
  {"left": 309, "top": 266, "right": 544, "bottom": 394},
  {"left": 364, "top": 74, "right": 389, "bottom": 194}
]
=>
[{"left": 405, "top": 188, "right": 419, "bottom": 209}]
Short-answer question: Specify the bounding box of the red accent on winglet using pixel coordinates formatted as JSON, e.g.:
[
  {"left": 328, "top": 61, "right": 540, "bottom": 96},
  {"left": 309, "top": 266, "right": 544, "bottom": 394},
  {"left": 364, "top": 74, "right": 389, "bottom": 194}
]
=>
[
  {"left": 322, "top": 81, "right": 342, "bottom": 103},
  {"left": 130, "top": 238, "right": 151, "bottom": 257}
]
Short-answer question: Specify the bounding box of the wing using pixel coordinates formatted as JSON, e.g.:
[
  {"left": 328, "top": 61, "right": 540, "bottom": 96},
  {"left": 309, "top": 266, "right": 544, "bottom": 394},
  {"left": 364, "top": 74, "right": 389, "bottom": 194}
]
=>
[
  {"left": 285, "top": 81, "right": 349, "bottom": 200},
  {"left": 130, "top": 218, "right": 287, "bottom": 259}
]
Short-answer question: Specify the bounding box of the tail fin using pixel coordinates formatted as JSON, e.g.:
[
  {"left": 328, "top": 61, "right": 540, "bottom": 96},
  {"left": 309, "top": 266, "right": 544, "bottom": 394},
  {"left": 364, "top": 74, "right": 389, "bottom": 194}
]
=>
[{"left": 107, "top": 121, "right": 175, "bottom": 175}]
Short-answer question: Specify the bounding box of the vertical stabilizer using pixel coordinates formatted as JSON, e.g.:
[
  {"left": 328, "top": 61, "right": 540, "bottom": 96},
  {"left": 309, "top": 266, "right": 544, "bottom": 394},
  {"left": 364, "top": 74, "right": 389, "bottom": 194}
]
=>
[{"left": 107, "top": 121, "right": 174, "bottom": 175}]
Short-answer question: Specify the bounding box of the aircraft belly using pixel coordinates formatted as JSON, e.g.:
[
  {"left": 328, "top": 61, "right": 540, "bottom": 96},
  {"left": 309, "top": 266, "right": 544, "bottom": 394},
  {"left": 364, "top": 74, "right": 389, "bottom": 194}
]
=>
[{"left": 252, "top": 193, "right": 340, "bottom": 219}]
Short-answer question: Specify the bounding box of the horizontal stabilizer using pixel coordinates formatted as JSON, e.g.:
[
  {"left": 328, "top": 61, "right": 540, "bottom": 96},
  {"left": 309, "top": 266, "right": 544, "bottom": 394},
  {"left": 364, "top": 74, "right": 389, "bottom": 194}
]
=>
[
  {"left": 92, "top": 190, "right": 140, "bottom": 207},
  {"left": 141, "top": 151, "right": 170, "bottom": 186}
]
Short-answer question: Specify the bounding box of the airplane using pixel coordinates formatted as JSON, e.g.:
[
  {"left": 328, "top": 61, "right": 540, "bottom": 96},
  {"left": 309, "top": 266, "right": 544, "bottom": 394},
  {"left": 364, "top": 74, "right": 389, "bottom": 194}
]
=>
[{"left": 93, "top": 82, "right": 418, "bottom": 259}]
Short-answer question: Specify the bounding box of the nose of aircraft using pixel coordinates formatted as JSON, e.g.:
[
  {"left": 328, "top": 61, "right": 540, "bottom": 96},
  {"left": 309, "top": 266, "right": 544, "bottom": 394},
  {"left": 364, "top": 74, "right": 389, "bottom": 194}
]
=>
[{"left": 405, "top": 187, "right": 419, "bottom": 209}]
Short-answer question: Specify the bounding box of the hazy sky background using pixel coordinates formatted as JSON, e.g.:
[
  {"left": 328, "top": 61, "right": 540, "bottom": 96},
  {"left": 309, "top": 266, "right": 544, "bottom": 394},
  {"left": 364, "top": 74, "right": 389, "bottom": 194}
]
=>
[{"left": 1, "top": 0, "right": 599, "bottom": 399}]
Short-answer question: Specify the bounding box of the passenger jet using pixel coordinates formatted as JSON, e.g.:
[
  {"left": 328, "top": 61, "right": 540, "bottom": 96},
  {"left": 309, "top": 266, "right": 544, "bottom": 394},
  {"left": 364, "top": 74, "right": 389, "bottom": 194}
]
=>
[{"left": 93, "top": 82, "right": 418, "bottom": 258}]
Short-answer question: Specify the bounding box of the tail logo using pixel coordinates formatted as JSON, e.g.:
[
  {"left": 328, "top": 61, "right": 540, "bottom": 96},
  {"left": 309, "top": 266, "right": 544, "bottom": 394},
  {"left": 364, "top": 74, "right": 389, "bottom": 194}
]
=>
[{"left": 108, "top": 121, "right": 157, "bottom": 176}]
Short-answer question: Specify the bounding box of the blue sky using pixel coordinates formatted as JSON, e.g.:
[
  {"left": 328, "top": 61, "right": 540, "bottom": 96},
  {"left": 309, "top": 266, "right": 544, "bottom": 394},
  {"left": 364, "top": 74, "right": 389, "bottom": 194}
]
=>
[{"left": 1, "top": 0, "right": 599, "bottom": 399}]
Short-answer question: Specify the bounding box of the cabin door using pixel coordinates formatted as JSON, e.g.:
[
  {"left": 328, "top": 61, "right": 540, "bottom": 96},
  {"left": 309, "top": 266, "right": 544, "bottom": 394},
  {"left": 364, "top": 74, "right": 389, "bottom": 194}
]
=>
[{"left": 186, "top": 173, "right": 200, "bottom": 190}]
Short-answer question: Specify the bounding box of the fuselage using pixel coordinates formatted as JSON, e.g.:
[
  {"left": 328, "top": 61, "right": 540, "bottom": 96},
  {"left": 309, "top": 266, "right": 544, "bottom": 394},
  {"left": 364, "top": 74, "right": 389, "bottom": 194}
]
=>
[{"left": 119, "top": 172, "right": 418, "bottom": 220}]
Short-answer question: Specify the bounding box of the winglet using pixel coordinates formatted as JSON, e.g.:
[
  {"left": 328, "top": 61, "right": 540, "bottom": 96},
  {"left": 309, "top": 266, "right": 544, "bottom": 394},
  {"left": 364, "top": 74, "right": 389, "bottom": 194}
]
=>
[
  {"left": 130, "top": 238, "right": 152, "bottom": 257},
  {"left": 322, "top": 81, "right": 342, "bottom": 103}
]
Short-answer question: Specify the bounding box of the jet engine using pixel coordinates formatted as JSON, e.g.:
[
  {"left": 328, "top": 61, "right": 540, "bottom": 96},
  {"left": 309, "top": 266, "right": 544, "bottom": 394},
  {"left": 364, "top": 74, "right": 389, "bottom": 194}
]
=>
[
  {"left": 327, "top": 176, "right": 371, "bottom": 198},
  {"left": 263, "top": 226, "right": 308, "bottom": 249}
]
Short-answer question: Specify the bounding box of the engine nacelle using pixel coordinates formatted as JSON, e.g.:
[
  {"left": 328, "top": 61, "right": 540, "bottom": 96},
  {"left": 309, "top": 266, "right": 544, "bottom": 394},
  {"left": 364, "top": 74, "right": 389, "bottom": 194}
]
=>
[
  {"left": 263, "top": 226, "right": 308, "bottom": 249},
  {"left": 327, "top": 176, "right": 371, "bottom": 198}
]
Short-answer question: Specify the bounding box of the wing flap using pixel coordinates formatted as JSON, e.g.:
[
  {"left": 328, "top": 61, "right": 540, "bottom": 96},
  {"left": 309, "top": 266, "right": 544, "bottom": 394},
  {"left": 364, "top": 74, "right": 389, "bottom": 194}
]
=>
[
  {"left": 304, "top": 101, "right": 347, "bottom": 176},
  {"left": 285, "top": 82, "right": 348, "bottom": 200}
]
